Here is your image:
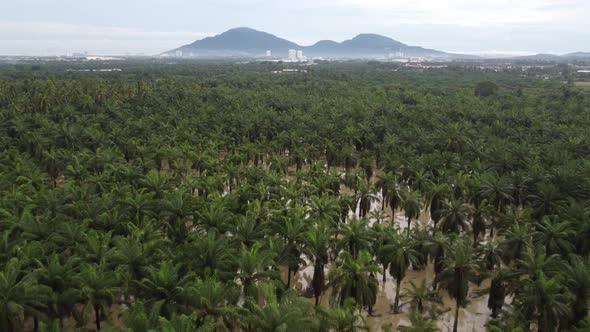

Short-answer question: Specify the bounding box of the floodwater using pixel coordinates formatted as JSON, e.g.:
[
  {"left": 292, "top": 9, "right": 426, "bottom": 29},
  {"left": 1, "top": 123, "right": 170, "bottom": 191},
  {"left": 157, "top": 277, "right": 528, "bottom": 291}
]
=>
[
  {"left": 287, "top": 188, "right": 496, "bottom": 332},
  {"left": 289, "top": 210, "right": 495, "bottom": 331}
]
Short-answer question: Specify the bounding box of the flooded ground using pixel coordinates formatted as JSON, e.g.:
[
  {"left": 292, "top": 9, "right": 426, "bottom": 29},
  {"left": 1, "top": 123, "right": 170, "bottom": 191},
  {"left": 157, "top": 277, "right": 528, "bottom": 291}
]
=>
[
  {"left": 288, "top": 184, "right": 496, "bottom": 332},
  {"left": 289, "top": 207, "right": 495, "bottom": 331}
]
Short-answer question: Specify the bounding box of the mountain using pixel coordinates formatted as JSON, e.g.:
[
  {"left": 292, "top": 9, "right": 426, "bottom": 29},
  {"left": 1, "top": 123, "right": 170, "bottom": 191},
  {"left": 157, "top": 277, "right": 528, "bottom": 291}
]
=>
[
  {"left": 170, "top": 27, "right": 298, "bottom": 57},
  {"left": 303, "top": 33, "right": 446, "bottom": 57},
  {"left": 515, "top": 53, "right": 563, "bottom": 61},
  {"left": 166, "top": 27, "right": 452, "bottom": 59},
  {"left": 513, "top": 52, "right": 590, "bottom": 61},
  {"left": 563, "top": 52, "right": 590, "bottom": 59}
]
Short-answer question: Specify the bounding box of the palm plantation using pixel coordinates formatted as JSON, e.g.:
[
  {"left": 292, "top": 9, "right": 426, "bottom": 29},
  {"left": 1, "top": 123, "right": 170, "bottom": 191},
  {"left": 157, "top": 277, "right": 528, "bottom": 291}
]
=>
[{"left": 0, "top": 61, "right": 588, "bottom": 331}]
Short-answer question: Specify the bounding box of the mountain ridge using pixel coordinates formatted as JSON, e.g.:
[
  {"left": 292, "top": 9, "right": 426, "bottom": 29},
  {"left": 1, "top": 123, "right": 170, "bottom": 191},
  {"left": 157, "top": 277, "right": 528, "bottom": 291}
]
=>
[{"left": 166, "top": 27, "right": 452, "bottom": 58}]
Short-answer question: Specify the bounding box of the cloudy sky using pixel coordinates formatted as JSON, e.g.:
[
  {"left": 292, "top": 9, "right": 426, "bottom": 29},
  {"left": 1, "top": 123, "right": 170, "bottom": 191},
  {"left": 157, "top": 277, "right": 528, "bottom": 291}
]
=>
[{"left": 1, "top": 0, "right": 588, "bottom": 55}]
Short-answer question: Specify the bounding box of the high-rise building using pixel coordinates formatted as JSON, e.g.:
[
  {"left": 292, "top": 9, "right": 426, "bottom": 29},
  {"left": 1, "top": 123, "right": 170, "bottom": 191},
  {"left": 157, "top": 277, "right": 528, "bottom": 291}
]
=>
[
  {"left": 288, "top": 49, "right": 297, "bottom": 60},
  {"left": 266, "top": 50, "right": 272, "bottom": 57},
  {"left": 296, "top": 50, "right": 304, "bottom": 59}
]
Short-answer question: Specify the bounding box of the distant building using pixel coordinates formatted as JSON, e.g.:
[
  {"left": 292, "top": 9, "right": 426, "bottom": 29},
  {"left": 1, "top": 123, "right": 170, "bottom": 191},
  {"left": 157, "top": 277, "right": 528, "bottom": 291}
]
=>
[
  {"left": 266, "top": 50, "right": 272, "bottom": 57},
  {"left": 296, "top": 50, "right": 304, "bottom": 59},
  {"left": 388, "top": 51, "right": 404, "bottom": 58},
  {"left": 272, "top": 68, "right": 308, "bottom": 74},
  {"left": 175, "top": 50, "right": 183, "bottom": 57},
  {"left": 288, "top": 49, "right": 297, "bottom": 60}
]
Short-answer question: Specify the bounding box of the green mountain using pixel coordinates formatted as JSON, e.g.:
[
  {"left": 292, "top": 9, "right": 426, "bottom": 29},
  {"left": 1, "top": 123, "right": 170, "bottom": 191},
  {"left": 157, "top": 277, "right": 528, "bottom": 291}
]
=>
[{"left": 166, "top": 27, "right": 450, "bottom": 58}]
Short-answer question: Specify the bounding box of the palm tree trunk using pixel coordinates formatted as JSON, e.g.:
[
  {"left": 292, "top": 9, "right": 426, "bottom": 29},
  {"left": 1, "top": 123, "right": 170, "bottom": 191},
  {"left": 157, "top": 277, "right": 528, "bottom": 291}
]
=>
[
  {"left": 312, "top": 261, "right": 324, "bottom": 306},
  {"left": 382, "top": 265, "right": 387, "bottom": 284},
  {"left": 394, "top": 278, "right": 402, "bottom": 313},
  {"left": 287, "top": 266, "right": 292, "bottom": 288},
  {"left": 95, "top": 305, "right": 101, "bottom": 331},
  {"left": 33, "top": 317, "right": 39, "bottom": 332},
  {"left": 432, "top": 220, "right": 437, "bottom": 237},
  {"left": 407, "top": 217, "right": 411, "bottom": 233},
  {"left": 453, "top": 298, "right": 460, "bottom": 332}
]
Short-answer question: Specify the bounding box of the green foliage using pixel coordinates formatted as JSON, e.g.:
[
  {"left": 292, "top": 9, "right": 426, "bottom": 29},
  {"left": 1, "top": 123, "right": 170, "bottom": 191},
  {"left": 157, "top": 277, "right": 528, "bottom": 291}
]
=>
[
  {"left": 474, "top": 81, "right": 499, "bottom": 97},
  {"left": 0, "top": 61, "right": 588, "bottom": 330}
]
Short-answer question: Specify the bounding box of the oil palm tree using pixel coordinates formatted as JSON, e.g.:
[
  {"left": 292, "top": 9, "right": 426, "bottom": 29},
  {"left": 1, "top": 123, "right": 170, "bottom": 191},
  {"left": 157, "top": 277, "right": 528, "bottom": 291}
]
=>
[
  {"left": 488, "top": 271, "right": 507, "bottom": 319},
  {"left": 437, "top": 198, "right": 470, "bottom": 234},
  {"left": 241, "top": 286, "right": 315, "bottom": 332},
  {"left": 401, "top": 189, "right": 423, "bottom": 233},
  {"left": 426, "top": 182, "right": 451, "bottom": 236},
  {"left": 563, "top": 255, "right": 590, "bottom": 327},
  {"left": 469, "top": 199, "right": 493, "bottom": 246},
  {"left": 356, "top": 182, "right": 379, "bottom": 218},
  {"left": 382, "top": 231, "right": 420, "bottom": 313},
  {"left": 532, "top": 217, "right": 575, "bottom": 256},
  {"left": 514, "top": 272, "right": 572, "bottom": 331},
  {"left": 136, "top": 260, "right": 194, "bottom": 318},
  {"left": 275, "top": 205, "right": 308, "bottom": 288},
  {"left": 376, "top": 171, "right": 398, "bottom": 211},
  {"left": 499, "top": 219, "right": 531, "bottom": 264},
  {"left": 480, "top": 240, "right": 503, "bottom": 271},
  {"left": 0, "top": 258, "right": 52, "bottom": 332},
  {"left": 397, "top": 312, "right": 440, "bottom": 332},
  {"left": 329, "top": 251, "right": 379, "bottom": 314},
  {"left": 181, "top": 231, "right": 235, "bottom": 281},
  {"left": 513, "top": 246, "right": 562, "bottom": 281},
  {"left": 303, "top": 225, "right": 331, "bottom": 305},
  {"left": 404, "top": 279, "right": 442, "bottom": 315},
  {"left": 121, "top": 301, "right": 163, "bottom": 332},
  {"left": 75, "top": 263, "right": 119, "bottom": 331},
  {"left": 184, "top": 277, "right": 240, "bottom": 326},
  {"left": 337, "top": 217, "right": 374, "bottom": 258},
  {"left": 308, "top": 194, "right": 340, "bottom": 227},
  {"left": 35, "top": 255, "right": 80, "bottom": 327},
  {"left": 160, "top": 189, "right": 195, "bottom": 242},
  {"left": 476, "top": 173, "right": 514, "bottom": 237},
  {"left": 139, "top": 170, "right": 169, "bottom": 199},
  {"left": 528, "top": 183, "right": 567, "bottom": 219},
  {"left": 109, "top": 236, "right": 154, "bottom": 290},
  {"left": 235, "top": 243, "right": 279, "bottom": 298},
  {"left": 316, "top": 298, "right": 369, "bottom": 332},
  {"left": 120, "top": 189, "right": 154, "bottom": 225},
  {"left": 436, "top": 238, "right": 480, "bottom": 332}
]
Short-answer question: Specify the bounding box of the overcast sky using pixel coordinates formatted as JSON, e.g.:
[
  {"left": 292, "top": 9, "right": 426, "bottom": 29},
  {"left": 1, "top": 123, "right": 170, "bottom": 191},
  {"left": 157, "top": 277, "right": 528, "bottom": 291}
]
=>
[{"left": 1, "top": 0, "right": 588, "bottom": 55}]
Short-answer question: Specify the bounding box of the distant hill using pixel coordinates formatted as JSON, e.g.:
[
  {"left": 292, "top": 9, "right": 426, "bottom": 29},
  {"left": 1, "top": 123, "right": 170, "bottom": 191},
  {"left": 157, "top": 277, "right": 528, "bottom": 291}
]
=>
[
  {"left": 165, "top": 27, "right": 455, "bottom": 59},
  {"left": 169, "top": 28, "right": 298, "bottom": 57},
  {"left": 513, "top": 52, "right": 590, "bottom": 61},
  {"left": 563, "top": 52, "right": 590, "bottom": 59}
]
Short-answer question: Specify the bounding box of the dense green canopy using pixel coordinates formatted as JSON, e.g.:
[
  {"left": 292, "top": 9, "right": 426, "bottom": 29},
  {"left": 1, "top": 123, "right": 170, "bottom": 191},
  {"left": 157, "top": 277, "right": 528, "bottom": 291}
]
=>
[{"left": 0, "top": 60, "right": 589, "bottom": 331}]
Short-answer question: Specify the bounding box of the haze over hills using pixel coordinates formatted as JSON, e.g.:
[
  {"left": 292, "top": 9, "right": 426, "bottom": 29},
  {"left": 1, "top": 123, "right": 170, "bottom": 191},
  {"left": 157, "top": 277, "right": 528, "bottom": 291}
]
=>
[
  {"left": 564, "top": 52, "right": 590, "bottom": 58},
  {"left": 513, "top": 52, "right": 590, "bottom": 61},
  {"left": 165, "top": 27, "right": 453, "bottom": 59}
]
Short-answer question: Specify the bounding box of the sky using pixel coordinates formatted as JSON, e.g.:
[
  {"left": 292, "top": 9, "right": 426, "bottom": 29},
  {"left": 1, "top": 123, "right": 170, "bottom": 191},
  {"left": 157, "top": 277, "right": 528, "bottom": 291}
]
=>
[{"left": 1, "top": 0, "right": 589, "bottom": 56}]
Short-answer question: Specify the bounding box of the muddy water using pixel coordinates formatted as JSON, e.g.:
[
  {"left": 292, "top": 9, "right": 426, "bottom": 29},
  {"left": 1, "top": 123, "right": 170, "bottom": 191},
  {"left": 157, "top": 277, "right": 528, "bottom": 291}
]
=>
[
  {"left": 291, "top": 254, "right": 493, "bottom": 331},
  {"left": 287, "top": 187, "right": 495, "bottom": 332}
]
